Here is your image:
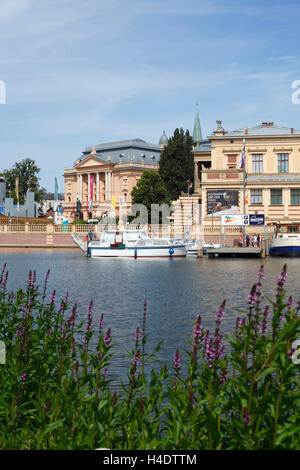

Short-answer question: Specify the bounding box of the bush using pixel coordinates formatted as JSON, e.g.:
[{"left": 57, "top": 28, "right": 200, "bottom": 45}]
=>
[{"left": 0, "top": 264, "right": 299, "bottom": 449}]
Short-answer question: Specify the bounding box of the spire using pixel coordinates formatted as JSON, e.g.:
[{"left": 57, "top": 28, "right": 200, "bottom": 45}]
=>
[{"left": 193, "top": 104, "right": 202, "bottom": 146}]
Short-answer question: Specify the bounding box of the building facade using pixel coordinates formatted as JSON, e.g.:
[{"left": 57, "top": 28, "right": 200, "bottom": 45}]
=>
[
  {"left": 63, "top": 136, "right": 167, "bottom": 221},
  {"left": 193, "top": 121, "right": 300, "bottom": 226}
]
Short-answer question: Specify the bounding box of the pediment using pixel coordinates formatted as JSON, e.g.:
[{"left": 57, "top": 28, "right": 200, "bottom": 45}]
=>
[{"left": 75, "top": 155, "right": 108, "bottom": 168}]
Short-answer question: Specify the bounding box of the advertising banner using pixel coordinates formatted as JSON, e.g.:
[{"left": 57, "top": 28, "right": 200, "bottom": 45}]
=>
[
  {"left": 207, "top": 190, "right": 239, "bottom": 216},
  {"left": 221, "top": 215, "right": 249, "bottom": 226},
  {"left": 249, "top": 214, "right": 265, "bottom": 226}
]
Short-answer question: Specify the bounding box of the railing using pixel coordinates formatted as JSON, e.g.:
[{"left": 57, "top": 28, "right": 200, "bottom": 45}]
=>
[{"left": 0, "top": 224, "right": 277, "bottom": 239}]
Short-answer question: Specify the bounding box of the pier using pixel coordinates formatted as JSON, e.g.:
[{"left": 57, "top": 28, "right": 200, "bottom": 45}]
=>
[{"left": 205, "top": 247, "right": 263, "bottom": 258}]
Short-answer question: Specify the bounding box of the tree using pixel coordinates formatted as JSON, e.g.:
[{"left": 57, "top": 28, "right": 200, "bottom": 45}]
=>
[
  {"left": 131, "top": 170, "right": 170, "bottom": 222},
  {"left": 159, "top": 128, "right": 194, "bottom": 201},
  {"left": 0, "top": 158, "right": 46, "bottom": 204}
]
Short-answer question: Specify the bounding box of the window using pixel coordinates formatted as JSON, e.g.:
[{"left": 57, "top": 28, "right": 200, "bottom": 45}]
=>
[
  {"left": 252, "top": 154, "right": 263, "bottom": 173},
  {"left": 270, "top": 189, "right": 282, "bottom": 205},
  {"left": 291, "top": 189, "right": 300, "bottom": 205},
  {"left": 250, "top": 189, "right": 262, "bottom": 205},
  {"left": 278, "top": 154, "right": 289, "bottom": 173}
]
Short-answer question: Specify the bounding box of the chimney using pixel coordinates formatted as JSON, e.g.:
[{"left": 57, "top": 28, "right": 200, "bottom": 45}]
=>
[{"left": 291, "top": 128, "right": 294, "bottom": 134}]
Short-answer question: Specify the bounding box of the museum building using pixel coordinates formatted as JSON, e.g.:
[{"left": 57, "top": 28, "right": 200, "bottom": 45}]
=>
[
  {"left": 63, "top": 134, "right": 168, "bottom": 221},
  {"left": 193, "top": 120, "right": 300, "bottom": 225}
]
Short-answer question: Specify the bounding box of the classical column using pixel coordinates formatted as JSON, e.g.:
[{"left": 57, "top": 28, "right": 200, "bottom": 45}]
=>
[
  {"left": 96, "top": 172, "right": 100, "bottom": 202},
  {"left": 105, "top": 172, "right": 107, "bottom": 201},
  {"left": 194, "top": 162, "right": 200, "bottom": 193},
  {"left": 88, "top": 173, "right": 91, "bottom": 201},
  {"left": 76, "top": 174, "right": 80, "bottom": 200},
  {"left": 108, "top": 171, "right": 112, "bottom": 201},
  {"left": 80, "top": 174, "right": 83, "bottom": 201}
]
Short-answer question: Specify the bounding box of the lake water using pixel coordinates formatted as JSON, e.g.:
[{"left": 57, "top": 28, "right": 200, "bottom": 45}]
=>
[{"left": 0, "top": 249, "right": 299, "bottom": 381}]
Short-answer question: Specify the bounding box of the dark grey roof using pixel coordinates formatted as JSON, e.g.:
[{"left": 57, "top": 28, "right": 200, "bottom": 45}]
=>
[
  {"left": 75, "top": 138, "right": 161, "bottom": 167},
  {"left": 193, "top": 139, "right": 211, "bottom": 152}
]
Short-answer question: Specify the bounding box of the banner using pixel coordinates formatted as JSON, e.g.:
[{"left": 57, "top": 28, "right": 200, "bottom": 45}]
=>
[
  {"left": 221, "top": 215, "right": 249, "bottom": 226},
  {"left": 249, "top": 214, "right": 265, "bottom": 225},
  {"left": 111, "top": 195, "right": 117, "bottom": 210},
  {"left": 207, "top": 190, "right": 239, "bottom": 216}
]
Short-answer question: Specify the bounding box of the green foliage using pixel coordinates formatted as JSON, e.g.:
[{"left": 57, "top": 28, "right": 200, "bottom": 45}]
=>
[
  {"left": 0, "top": 264, "right": 299, "bottom": 450},
  {"left": 131, "top": 170, "right": 170, "bottom": 222},
  {"left": 0, "top": 158, "right": 46, "bottom": 204},
  {"left": 159, "top": 128, "right": 194, "bottom": 200}
]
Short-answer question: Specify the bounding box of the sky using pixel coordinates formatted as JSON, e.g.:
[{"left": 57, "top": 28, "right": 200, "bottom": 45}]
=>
[{"left": 1, "top": 0, "right": 300, "bottom": 191}]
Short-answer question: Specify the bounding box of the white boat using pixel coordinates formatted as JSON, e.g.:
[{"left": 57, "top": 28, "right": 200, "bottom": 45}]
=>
[
  {"left": 269, "top": 223, "right": 300, "bottom": 256},
  {"left": 85, "top": 229, "right": 187, "bottom": 258},
  {"left": 185, "top": 240, "right": 220, "bottom": 256}
]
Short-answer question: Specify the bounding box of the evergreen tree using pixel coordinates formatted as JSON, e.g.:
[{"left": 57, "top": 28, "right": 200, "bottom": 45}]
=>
[
  {"left": 159, "top": 128, "right": 194, "bottom": 200},
  {"left": 131, "top": 170, "right": 170, "bottom": 222}
]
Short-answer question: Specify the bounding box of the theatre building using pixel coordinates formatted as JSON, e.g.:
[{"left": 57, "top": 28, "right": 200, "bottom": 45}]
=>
[
  {"left": 193, "top": 121, "right": 300, "bottom": 226},
  {"left": 63, "top": 135, "right": 167, "bottom": 221}
]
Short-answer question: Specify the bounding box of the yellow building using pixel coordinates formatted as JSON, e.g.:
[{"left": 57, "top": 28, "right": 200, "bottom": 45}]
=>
[{"left": 193, "top": 121, "right": 300, "bottom": 225}]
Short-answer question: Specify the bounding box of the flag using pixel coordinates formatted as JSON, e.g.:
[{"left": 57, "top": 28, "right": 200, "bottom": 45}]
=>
[
  {"left": 245, "top": 193, "right": 249, "bottom": 205},
  {"left": 111, "top": 195, "right": 117, "bottom": 210},
  {"left": 54, "top": 177, "right": 58, "bottom": 201},
  {"left": 239, "top": 139, "right": 246, "bottom": 169}
]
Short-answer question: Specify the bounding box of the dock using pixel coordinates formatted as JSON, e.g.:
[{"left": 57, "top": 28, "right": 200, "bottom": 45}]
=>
[{"left": 206, "top": 247, "right": 263, "bottom": 258}]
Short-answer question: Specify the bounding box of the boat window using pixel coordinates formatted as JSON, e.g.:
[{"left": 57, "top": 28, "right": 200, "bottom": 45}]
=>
[
  {"left": 288, "top": 225, "right": 298, "bottom": 233},
  {"left": 277, "top": 226, "right": 287, "bottom": 233}
]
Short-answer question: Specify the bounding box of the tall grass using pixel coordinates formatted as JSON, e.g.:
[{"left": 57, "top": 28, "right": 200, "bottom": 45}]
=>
[{"left": 0, "top": 263, "right": 299, "bottom": 450}]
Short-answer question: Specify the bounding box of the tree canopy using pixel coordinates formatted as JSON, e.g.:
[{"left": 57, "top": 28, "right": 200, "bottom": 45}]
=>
[
  {"left": 158, "top": 128, "right": 194, "bottom": 201},
  {"left": 0, "top": 158, "right": 46, "bottom": 204},
  {"left": 131, "top": 170, "right": 170, "bottom": 221}
]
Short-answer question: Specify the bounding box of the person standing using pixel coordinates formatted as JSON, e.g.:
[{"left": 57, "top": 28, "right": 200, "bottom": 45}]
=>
[
  {"left": 257, "top": 234, "right": 260, "bottom": 248},
  {"left": 253, "top": 234, "right": 257, "bottom": 247},
  {"left": 246, "top": 234, "right": 250, "bottom": 247}
]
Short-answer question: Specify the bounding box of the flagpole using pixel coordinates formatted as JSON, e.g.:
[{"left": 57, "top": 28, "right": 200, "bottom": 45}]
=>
[{"left": 242, "top": 138, "right": 246, "bottom": 245}]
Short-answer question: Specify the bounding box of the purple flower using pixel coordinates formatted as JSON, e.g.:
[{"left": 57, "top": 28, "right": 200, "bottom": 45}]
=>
[
  {"left": 85, "top": 301, "right": 93, "bottom": 334},
  {"left": 15, "top": 329, "right": 23, "bottom": 338},
  {"left": 277, "top": 264, "right": 287, "bottom": 289},
  {"left": 248, "top": 284, "right": 257, "bottom": 308},
  {"left": 173, "top": 349, "right": 181, "bottom": 371},
  {"left": 135, "top": 327, "right": 141, "bottom": 341},
  {"left": 104, "top": 328, "right": 111, "bottom": 347},
  {"left": 220, "top": 367, "right": 228, "bottom": 385},
  {"left": 98, "top": 314, "right": 104, "bottom": 333},
  {"left": 50, "top": 290, "right": 56, "bottom": 305},
  {"left": 20, "top": 372, "right": 27, "bottom": 386},
  {"left": 243, "top": 407, "right": 251, "bottom": 427},
  {"left": 216, "top": 300, "right": 226, "bottom": 323},
  {"left": 44, "top": 401, "right": 52, "bottom": 415},
  {"left": 257, "top": 265, "right": 265, "bottom": 282},
  {"left": 132, "top": 350, "right": 140, "bottom": 366}
]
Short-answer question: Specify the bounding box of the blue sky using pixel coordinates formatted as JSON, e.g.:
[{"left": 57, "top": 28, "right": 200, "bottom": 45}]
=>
[{"left": 1, "top": 0, "right": 300, "bottom": 191}]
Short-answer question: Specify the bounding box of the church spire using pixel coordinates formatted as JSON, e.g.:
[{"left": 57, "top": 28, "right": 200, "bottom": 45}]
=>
[{"left": 193, "top": 104, "right": 202, "bottom": 146}]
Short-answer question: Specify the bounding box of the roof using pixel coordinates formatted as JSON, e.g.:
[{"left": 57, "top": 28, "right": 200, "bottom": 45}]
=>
[
  {"left": 193, "top": 106, "right": 202, "bottom": 143},
  {"left": 75, "top": 138, "right": 161, "bottom": 167},
  {"left": 221, "top": 123, "right": 300, "bottom": 137},
  {"left": 193, "top": 139, "right": 211, "bottom": 153}
]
